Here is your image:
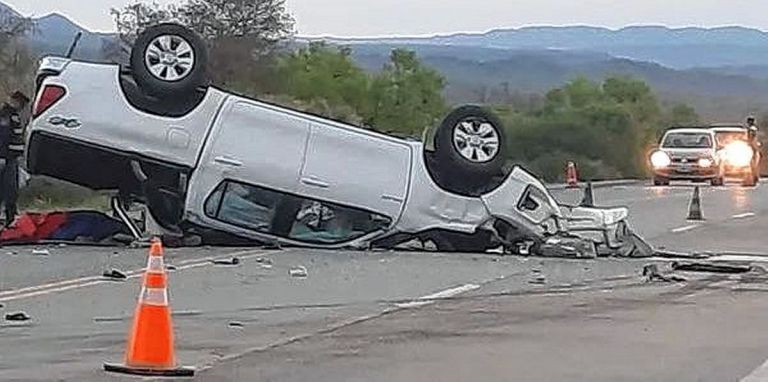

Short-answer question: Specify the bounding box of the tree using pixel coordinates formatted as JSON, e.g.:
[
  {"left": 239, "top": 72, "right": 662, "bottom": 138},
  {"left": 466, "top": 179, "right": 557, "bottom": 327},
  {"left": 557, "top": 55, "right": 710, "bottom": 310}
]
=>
[
  {"left": 501, "top": 76, "right": 680, "bottom": 181},
  {"left": 111, "top": 1, "right": 173, "bottom": 44},
  {"left": 275, "top": 42, "right": 369, "bottom": 116},
  {"left": 111, "top": 0, "right": 294, "bottom": 95},
  {"left": 175, "top": 0, "right": 293, "bottom": 43},
  {"left": 662, "top": 103, "right": 699, "bottom": 128},
  {"left": 0, "top": 15, "right": 33, "bottom": 97},
  {"left": 366, "top": 49, "right": 447, "bottom": 136}
]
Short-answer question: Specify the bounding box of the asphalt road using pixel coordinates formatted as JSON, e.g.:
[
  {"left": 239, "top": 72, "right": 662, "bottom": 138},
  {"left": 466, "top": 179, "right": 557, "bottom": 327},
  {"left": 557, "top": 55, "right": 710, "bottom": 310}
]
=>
[{"left": 2, "top": 180, "right": 768, "bottom": 381}]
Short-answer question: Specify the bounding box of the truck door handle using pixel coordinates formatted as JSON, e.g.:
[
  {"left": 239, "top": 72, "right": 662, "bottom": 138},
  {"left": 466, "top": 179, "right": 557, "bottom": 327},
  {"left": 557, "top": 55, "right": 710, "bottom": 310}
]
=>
[
  {"left": 214, "top": 156, "right": 243, "bottom": 167},
  {"left": 301, "top": 177, "right": 330, "bottom": 189}
]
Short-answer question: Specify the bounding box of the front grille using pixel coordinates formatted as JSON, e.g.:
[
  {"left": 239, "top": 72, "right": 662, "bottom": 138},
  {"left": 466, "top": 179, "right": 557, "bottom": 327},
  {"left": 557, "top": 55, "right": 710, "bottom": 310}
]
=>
[{"left": 670, "top": 157, "right": 700, "bottom": 164}]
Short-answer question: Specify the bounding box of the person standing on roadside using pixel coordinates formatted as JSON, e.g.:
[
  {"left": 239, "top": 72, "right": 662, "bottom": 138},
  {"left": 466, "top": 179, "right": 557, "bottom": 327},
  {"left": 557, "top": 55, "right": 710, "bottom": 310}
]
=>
[
  {"left": 747, "top": 116, "right": 759, "bottom": 142},
  {"left": 0, "top": 91, "right": 30, "bottom": 225}
]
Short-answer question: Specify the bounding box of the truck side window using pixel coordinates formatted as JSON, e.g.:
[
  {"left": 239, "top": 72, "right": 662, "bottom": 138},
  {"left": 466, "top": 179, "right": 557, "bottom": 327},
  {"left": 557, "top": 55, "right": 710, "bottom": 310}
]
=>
[
  {"left": 205, "top": 181, "right": 281, "bottom": 233},
  {"left": 288, "top": 200, "right": 390, "bottom": 244},
  {"left": 204, "top": 181, "right": 391, "bottom": 244}
]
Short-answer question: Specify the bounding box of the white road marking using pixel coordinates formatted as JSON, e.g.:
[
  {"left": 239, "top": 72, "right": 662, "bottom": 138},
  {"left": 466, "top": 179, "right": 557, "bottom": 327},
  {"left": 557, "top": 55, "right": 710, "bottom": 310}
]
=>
[
  {"left": 733, "top": 212, "right": 756, "bottom": 219},
  {"left": 740, "top": 358, "right": 768, "bottom": 381},
  {"left": 395, "top": 283, "right": 481, "bottom": 309},
  {"left": 0, "top": 250, "right": 270, "bottom": 303},
  {"left": 0, "top": 275, "right": 104, "bottom": 298},
  {"left": 200, "top": 281, "right": 487, "bottom": 371},
  {"left": 671, "top": 224, "right": 701, "bottom": 234}
]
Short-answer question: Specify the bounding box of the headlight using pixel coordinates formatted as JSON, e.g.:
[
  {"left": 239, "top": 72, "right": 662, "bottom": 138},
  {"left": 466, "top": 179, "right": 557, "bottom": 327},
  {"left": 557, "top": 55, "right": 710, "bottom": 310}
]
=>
[
  {"left": 698, "top": 158, "right": 713, "bottom": 168},
  {"left": 724, "top": 141, "right": 753, "bottom": 167},
  {"left": 650, "top": 151, "right": 671, "bottom": 168}
]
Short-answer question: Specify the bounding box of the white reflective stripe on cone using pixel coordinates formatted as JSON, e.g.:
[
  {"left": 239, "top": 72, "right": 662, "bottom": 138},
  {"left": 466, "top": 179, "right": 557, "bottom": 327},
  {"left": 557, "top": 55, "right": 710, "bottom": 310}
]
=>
[
  {"left": 140, "top": 287, "right": 168, "bottom": 306},
  {"left": 147, "top": 256, "right": 165, "bottom": 273}
]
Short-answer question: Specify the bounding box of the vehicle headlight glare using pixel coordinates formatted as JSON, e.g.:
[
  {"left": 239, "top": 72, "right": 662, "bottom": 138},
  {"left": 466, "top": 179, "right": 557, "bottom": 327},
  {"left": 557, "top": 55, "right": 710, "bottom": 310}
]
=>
[
  {"left": 725, "top": 141, "right": 754, "bottom": 168},
  {"left": 651, "top": 151, "right": 671, "bottom": 168},
  {"left": 698, "top": 158, "right": 713, "bottom": 168}
]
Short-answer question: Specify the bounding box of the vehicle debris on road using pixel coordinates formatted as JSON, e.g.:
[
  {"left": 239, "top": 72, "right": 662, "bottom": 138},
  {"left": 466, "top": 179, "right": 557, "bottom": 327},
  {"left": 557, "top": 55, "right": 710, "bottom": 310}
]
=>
[
  {"left": 210, "top": 257, "right": 240, "bottom": 266},
  {"left": 289, "top": 266, "right": 309, "bottom": 278},
  {"left": 5, "top": 311, "right": 31, "bottom": 321},
  {"left": 255, "top": 257, "right": 273, "bottom": 265},
  {"left": 31, "top": 249, "right": 50, "bottom": 256},
  {"left": 102, "top": 269, "right": 128, "bottom": 280},
  {"left": 671, "top": 261, "right": 752, "bottom": 274},
  {"left": 529, "top": 275, "right": 547, "bottom": 285},
  {"left": 642, "top": 264, "right": 687, "bottom": 283}
]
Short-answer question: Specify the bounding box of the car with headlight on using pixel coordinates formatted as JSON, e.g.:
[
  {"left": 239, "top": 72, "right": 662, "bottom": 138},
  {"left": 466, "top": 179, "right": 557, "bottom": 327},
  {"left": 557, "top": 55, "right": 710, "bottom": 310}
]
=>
[
  {"left": 25, "top": 23, "right": 646, "bottom": 255},
  {"left": 709, "top": 124, "right": 760, "bottom": 186},
  {"left": 650, "top": 128, "right": 721, "bottom": 186}
]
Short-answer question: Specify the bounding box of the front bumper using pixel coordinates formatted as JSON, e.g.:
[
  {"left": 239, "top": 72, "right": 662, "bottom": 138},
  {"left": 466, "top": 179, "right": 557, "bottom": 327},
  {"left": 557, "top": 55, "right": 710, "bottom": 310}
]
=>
[
  {"left": 654, "top": 164, "right": 717, "bottom": 179},
  {"left": 722, "top": 164, "right": 753, "bottom": 177}
]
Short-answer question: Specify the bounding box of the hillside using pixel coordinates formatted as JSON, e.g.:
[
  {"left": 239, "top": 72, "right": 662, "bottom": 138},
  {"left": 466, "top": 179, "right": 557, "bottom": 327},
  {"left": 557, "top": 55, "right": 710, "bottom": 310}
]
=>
[
  {"left": 27, "top": 13, "right": 115, "bottom": 61},
  {"left": 347, "top": 44, "right": 768, "bottom": 120}
]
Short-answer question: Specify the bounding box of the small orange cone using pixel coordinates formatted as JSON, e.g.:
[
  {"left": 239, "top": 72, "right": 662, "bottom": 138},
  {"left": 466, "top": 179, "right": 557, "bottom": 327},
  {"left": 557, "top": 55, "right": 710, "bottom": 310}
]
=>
[
  {"left": 566, "top": 161, "right": 579, "bottom": 188},
  {"left": 104, "top": 238, "right": 194, "bottom": 377}
]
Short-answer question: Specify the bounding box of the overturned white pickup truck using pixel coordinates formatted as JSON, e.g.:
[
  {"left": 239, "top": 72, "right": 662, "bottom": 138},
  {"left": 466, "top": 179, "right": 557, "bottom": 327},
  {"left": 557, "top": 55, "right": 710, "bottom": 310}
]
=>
[{"left": 27, "top": 24, "right": 646, "bottom": 255}]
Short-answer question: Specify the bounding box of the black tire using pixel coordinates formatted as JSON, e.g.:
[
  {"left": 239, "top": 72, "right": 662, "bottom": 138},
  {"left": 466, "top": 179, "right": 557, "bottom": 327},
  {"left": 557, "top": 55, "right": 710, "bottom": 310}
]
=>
[
  {"left": 130, "top": 23, "right": 208, "bottom": 97},
  {"left": 711, "top": 176, "right": 724, "bottom": 186},
  {"left": 653, "top": 177, "right": 669, "bottom": 186},
  {"left": 431, "top": 106, "right": 508, "bottom": 194}
]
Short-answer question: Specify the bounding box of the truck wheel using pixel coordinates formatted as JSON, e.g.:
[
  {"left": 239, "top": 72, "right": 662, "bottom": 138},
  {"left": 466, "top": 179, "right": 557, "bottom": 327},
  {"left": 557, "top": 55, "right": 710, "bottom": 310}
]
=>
[
  {"left": 431, "top": 106, "right": 507, "bottom": 195},
  {"left": 653, "top": 177, "right": 669, "bottom": 186},
  {"left": 130, "top": 23, "right": 209, "bottom": 97},
  {"left": 711, "top": 176, "right": 724, "bottom": 186}
]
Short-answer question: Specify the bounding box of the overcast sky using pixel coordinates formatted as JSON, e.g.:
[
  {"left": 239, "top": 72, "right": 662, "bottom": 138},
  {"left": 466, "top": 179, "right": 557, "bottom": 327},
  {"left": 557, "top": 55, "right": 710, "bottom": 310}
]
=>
[{"left": 7, "top": 0, "right": 768, "bottom": 36}]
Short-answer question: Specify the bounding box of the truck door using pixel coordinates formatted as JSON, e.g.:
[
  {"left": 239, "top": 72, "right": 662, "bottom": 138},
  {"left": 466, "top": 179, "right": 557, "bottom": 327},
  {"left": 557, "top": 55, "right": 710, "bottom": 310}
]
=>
[
  {"left": 186, "top": 99, "right": 310, "bottom": 219},
  {"left": 297, "top": 122, "right": 412, "bottom": 221}
]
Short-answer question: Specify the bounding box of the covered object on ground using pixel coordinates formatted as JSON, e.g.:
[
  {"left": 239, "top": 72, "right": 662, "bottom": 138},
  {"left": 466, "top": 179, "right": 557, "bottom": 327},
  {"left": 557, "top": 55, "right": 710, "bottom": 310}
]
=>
[{"left": 1, "top": 211, "right": 128, "bottom": 244}]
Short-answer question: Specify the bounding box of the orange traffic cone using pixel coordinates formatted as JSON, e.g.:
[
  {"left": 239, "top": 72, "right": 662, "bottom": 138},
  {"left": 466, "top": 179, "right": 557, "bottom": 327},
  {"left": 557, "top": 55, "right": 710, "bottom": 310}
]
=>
[
  {"left": 566, "top": 161, "right": 579, "bottom": 188},
  {"left": 104, "top": 239, "right": 194, "bottom": 377}
]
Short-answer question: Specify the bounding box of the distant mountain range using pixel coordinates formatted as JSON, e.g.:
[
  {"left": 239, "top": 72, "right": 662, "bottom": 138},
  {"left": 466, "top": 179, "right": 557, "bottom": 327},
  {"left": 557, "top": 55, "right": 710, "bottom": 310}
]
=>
[
  {"left": 0, "top": 1, "right": 117, "bottom": 62},
  {"left": 12, "top": 1, "right": 768, "bottom": 120},
  {"left": 324, "top": 25, "right": 768, "bottom": 69}
]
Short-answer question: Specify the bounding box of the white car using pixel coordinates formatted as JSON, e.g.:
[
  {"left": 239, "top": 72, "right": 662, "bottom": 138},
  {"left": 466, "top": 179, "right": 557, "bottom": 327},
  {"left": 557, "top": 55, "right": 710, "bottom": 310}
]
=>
[
  {"left": 27, "top": 24, "right": 642, "bottom": 255},
  {"left": 650, "top": 128, "right": 722, "bottom": 186}
]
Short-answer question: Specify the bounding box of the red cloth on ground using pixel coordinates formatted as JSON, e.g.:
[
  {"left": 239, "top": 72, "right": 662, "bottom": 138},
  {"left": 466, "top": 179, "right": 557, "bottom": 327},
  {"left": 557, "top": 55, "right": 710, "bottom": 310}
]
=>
[{"left": 0, "top": 212, "right": 69, "bottom": 242}]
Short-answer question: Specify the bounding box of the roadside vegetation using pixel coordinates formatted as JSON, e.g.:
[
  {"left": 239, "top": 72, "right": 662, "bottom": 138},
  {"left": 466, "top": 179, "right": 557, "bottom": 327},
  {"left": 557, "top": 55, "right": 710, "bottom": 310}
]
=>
[{"left": 8, "top": 0, "right": 749, "bottom": 209}]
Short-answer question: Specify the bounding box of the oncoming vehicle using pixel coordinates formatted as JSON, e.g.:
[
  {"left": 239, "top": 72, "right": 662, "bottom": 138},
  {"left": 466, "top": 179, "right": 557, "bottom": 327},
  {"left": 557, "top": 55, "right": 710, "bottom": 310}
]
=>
[
  {"left": 650, "top": 128, "right": 721, "bottom": 186},
  {"left": 709, "top": 124, "right": 761, "bottom": 187},
  {"left": 26, "top": 24, "right": 644, "bottom": 255}
]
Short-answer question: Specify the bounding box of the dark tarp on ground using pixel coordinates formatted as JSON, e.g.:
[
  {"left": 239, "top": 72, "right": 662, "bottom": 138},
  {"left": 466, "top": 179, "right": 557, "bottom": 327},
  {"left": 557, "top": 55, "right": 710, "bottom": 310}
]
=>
[{"left": 0, "top": 211, "right": 128, "bottom": 244}]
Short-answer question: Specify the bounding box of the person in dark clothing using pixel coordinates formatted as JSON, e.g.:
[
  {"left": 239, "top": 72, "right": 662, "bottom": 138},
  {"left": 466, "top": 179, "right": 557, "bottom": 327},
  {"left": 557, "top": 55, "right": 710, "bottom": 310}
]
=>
[
  {"left": 0, "top": 91, "right": 30, "bottom": 225},
  {"left": 747, "top": 116, "right": 759, "bottom": 143}
]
